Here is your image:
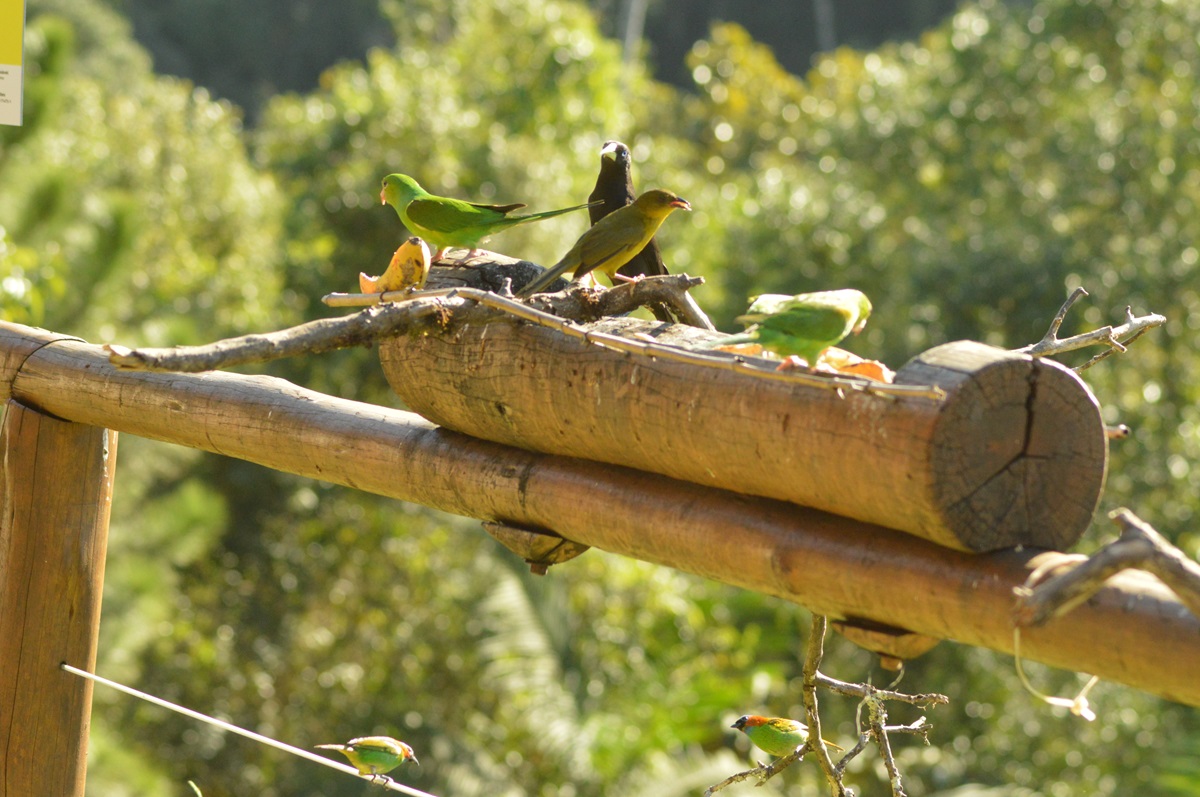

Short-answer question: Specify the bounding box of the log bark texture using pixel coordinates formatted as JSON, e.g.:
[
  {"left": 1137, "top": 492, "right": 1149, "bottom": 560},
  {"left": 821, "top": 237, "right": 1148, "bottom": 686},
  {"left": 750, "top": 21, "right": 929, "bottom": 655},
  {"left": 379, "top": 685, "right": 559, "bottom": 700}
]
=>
[
  {"left": 0, "top": 400, "right": 117, "bottom": 797},
  {"left": 379, "top": 319, "right": 1106, "bottom": 552},
  {"left": 0, "top": 322, "right": 1191, "bottom": 705}
]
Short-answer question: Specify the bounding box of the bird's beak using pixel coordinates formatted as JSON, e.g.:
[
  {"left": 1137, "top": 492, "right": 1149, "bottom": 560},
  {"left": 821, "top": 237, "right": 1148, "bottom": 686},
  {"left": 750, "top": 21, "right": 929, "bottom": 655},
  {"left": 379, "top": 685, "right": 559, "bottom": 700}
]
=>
[
  {"left": 600, "top": 141, "right": 621, "bottom": 160},
  {"left": 671, "top": 198, "right": 692, "bottom": 211},
  {"left": 380, "top": 187, "right": 387, "bottom": 205},
  {"left": 412, "top": 756, "right": 420, "bottom": 766}
]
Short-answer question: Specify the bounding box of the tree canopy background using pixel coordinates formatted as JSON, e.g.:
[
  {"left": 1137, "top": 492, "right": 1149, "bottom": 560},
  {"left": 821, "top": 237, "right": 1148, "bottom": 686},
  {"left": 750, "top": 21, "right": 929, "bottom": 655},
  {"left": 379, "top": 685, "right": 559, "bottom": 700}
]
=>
[{"left": 2, "top": 0, "right": 1198, "bottom": 795}]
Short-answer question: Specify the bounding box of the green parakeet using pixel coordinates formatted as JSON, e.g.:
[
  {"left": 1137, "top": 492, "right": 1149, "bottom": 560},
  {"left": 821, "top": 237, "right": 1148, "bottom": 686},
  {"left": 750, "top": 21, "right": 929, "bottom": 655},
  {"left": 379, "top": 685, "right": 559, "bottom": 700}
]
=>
[
  {"left": 380, "top": 173, "right": 594, "bottom": 259},
  {"left": 731, "top": 714, "right": 843, "bottom": 758},
  {"left": 315, "top": 735, "right": 418, "bottom": 782},
  {"left": 706, "top": 288, "right": 872, "bottom": 366},
  {"left": 518, "top": 188, "right": 691, "bottom": 296}
]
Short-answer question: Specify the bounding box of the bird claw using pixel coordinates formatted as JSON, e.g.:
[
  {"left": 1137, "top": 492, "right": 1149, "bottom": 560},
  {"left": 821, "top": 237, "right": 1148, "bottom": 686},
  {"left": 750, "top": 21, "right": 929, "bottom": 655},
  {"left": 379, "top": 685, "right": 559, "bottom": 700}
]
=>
[
  {"left": 368, "top": 774, "right": 396, "bottom": 787},
  {"left": 774, "top": 355, "right": 812, "bottom": 372},
  {"left": 437, "top": 247, "right": 483, "bottom": 267}
]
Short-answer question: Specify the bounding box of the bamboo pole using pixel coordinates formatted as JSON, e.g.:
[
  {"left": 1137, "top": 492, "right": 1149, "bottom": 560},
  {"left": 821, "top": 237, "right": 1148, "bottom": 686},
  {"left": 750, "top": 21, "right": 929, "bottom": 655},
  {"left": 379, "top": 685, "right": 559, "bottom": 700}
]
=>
[
  {"left": 1, "top": 322, "right": 1197, "bottom": 706},
  {"left": 0, "top": 399, "right": 117, "bottom": 797}
]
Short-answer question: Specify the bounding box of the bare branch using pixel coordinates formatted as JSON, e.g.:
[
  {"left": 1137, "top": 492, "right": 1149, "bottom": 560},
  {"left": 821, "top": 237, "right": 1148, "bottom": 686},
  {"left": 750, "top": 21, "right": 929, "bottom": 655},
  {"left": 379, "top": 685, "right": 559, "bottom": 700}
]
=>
[
  {"left": 802, "top": 614, "right": 847, "bottom": 796},
  {"left": 706, "top": 717, "right": 934, "bottom": 796},
  {"left": 332, "top": 269, "right": 716, "bottom": 329},
  {"left": 701, "top": 745, "right": 810, "bottom": 797},
  {"left": 708, "top": 617, "right": 943, "bottom": 795},
  {"left": 522, "top": 274, "right": 717, "bottom": 330},
  {"left": 1013, "top": 507, "right": 1200, "bottom": 626},
  {"left": 1015, "top": 287, "right": 1166, "bottom": 368},
  {"left": 868, "top": 694, "right": 904, "bottom": 796},
  {"left": 105, "top": 289, "right": 944, "bottom": 402},
  {"left": 104, "top": 297, "right": 453, "bottom": 372},
  {"left": 813, "top": 672, "right": 949, "bottom": 709},
  {"left": 700, "top": 764, "right": 765, "bottom": 796}
]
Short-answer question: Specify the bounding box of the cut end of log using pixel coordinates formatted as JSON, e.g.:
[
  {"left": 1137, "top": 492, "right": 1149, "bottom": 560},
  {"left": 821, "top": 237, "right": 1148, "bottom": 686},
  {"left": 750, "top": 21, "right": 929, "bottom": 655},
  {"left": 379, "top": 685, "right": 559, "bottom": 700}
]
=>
[{"left": 896, "top": 341, "right": 1107, "bottom": 552}]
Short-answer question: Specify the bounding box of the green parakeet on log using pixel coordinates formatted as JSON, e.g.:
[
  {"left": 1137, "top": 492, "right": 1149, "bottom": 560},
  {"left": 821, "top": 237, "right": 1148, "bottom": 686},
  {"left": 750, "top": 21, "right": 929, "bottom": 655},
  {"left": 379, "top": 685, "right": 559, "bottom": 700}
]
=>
[
  {"left": 706, "top": 289, "right": 872, "bottom": 367},
  {"left": 380, "top": 173, "right": 594, "bottom": 259}
]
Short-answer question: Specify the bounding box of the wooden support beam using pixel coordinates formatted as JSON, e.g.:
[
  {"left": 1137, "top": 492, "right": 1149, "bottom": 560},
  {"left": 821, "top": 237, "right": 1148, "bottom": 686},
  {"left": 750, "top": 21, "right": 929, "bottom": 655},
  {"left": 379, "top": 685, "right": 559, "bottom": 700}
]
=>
[
  {"left": 0, "top": 399, "right": 117, "bottom": 796},
  {"left": 380, "top": 320, "right": 1106, "bottom": 552},
  {"left": 0, "top": 322, "right": 1196, "bottom": 706}
]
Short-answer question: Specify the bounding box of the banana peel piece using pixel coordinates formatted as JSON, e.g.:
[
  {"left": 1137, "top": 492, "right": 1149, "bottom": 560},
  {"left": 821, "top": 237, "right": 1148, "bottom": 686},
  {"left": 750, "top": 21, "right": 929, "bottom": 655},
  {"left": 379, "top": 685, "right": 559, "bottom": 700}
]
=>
[{"left": 359, "top": 236, "right": 432, "bottom": 295}]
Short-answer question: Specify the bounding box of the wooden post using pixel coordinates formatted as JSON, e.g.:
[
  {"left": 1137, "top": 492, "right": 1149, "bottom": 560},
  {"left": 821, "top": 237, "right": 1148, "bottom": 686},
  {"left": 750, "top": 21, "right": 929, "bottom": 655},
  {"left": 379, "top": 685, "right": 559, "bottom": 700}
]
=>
[{"left": 0, "top": 400, "right": 117, "bottom": 797}]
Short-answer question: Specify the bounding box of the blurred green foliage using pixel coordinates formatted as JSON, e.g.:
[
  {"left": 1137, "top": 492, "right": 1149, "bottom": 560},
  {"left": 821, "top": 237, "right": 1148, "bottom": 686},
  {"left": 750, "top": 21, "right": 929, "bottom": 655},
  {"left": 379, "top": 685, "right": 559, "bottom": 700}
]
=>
[
  {"left": 1, "top": 1, "right": 286, "bottom": 344},
  {"left": 2, "top": 0, "right": 1198, "bottom": 795}
]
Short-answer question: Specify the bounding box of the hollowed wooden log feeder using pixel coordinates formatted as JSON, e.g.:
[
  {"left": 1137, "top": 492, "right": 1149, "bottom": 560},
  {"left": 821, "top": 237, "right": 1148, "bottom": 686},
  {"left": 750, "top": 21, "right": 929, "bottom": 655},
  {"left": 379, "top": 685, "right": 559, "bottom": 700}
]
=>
[{"left": 380, "top": 319, "right": 1106, "bottom": 553}]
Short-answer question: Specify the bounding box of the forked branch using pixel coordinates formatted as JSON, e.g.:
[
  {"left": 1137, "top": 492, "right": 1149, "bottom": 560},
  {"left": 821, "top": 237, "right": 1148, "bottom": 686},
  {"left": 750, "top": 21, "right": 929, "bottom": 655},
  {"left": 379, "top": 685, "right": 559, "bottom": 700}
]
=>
[
  {"left": 705, "top": 615, "right": 947, "bottom": 797},
  {"left": 1013, "top": 508, "right": 1200, "bottom": 626},
  {"left": 1016, "top": 287, "right": 1165, "bottom": 370}
]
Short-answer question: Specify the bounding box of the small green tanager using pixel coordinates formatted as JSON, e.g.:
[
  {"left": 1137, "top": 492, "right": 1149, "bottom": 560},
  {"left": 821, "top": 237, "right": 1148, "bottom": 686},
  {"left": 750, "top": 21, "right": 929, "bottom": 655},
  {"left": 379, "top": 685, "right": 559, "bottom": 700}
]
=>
[
  {"left": 731, "top": 714, "right": 844, "bottom": 758},
  {"left": 316, "top": 735, "right": 418, "bottom": 783}
]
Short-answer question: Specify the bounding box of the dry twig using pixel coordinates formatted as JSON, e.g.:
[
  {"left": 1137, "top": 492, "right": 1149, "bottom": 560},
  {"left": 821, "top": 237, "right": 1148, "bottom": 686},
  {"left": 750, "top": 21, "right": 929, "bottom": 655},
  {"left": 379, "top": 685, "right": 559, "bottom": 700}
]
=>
[
  {"left": 813, "top": 672, "right": 949, "bottom": 709},
  {"left": 1013, "top": 507, "right": 1200, "bottom": 626},
  {"left": 328, "top": 272, "right": 713, "bottom": 328},
  {"left": 705, "top": 615, "right": 947, "bottom": 797},
  {"left": 802, "top": 615, "right": 846, "bottom": 795},
  {"left": 1016, "top": 287, "right": 1166, "bottom": 370},
  {"left": 105, "top": 288, "right": 944, "bottom": 402}
]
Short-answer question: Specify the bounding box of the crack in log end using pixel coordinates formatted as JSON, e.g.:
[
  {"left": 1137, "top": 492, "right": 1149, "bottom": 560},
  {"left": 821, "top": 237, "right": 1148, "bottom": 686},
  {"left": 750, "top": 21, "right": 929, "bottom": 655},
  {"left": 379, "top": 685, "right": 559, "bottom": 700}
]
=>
[
  {"left": 1021, "top": 362, "right": 1040, "bottom": 543},
  {"left": 921, "top": 343, "right": 1106, "bottom": 552},
  {"left": 1023, "top": 358, "right": 1038, "bottom": 457}
]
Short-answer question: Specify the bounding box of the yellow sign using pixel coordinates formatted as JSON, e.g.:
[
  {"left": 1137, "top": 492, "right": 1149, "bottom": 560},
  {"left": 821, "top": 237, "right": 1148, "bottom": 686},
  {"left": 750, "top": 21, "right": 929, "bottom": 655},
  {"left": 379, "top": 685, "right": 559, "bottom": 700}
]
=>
[{"left": 0, "top": 0, "right": 27, "bottom": 126}]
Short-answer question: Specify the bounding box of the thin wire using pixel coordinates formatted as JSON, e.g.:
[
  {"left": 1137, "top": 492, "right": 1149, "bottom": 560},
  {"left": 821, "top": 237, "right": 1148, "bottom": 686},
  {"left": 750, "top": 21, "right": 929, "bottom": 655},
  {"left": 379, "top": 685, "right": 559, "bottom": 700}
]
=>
[{"left": 61, "top": 663, "right": 439, "bottom": 797}]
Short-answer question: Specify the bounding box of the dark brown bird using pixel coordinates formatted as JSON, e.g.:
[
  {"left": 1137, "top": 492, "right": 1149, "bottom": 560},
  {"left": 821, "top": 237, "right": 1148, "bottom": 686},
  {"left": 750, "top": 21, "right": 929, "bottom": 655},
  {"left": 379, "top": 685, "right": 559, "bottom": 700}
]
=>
[
  {"left": 574, "top": 141, "right": 677, "bottom": 321},
  {"left": 588, "top": 140, "right": 670, "bottom": 281}
]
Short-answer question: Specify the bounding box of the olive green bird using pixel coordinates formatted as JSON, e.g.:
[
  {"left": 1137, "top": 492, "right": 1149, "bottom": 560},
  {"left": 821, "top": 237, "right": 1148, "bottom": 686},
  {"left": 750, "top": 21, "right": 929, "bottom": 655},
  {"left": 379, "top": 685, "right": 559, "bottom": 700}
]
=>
[
  {"left": 315, "top": 735, "right": 418, "bottom": 784},
  {"left": 380, "top": 173, "right": 595, "bottom": 260},
  {"left": 518, "top": 188, "right": 691, "bottom": 296},
  {"left": 731, "top": 714, "right": 844, "bottom": 758},
  {"left": 705, "top": 289, "right": 872, "bottom": 367}
]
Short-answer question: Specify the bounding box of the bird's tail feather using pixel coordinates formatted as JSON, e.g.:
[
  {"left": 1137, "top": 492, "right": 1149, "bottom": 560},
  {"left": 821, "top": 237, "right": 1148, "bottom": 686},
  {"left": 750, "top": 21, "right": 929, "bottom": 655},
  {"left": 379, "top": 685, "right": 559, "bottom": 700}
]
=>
[
  {"left": 518, "top": 244, "right": 626, "bottom": 297},
  {"left": 517, "top": 260, "right": 573, "bottom": 297},
  {"left": 513, "top": 200, "right": 601, "bottom": 223}
]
